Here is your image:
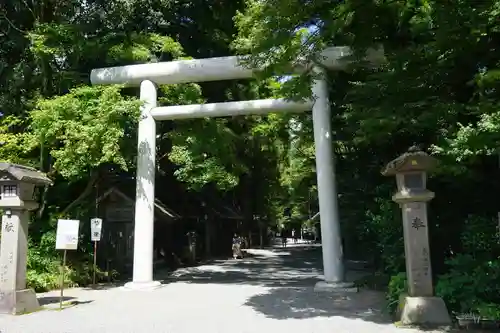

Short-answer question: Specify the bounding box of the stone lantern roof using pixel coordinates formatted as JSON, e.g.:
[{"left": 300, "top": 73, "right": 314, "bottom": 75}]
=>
[
  {"left": 381, "top": 146, "right": 437, "bottom": 176},
  {"left": 0, "top": 162, "right": 52, "bottom": 186}
]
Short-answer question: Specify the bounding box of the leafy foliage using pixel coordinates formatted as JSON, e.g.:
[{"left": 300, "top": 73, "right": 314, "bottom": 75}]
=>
[
  {"left": 435, "top": 215, "right": 500, "bottom": 314},
  {"left": 387, "top": 272, "right": 407, "bottom": 315},
  {"left": 30, "top": 85, "right": 141, "bottom": 178},
  {"left": 435, "top": 254, "right": 500, "bottom": 314}
]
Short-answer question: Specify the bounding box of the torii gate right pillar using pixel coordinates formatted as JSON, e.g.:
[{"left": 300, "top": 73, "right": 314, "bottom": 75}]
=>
[{"left": 311, "top": 68, "right": 357, "bottom": 292}]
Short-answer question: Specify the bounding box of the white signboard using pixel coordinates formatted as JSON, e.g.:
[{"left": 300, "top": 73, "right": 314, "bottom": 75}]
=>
[
  {"left": 90, "top": 218, "right": 103, "bottom": 241},
  {"left": 56, "top": 219, "right": 80, "bottom": 250}
]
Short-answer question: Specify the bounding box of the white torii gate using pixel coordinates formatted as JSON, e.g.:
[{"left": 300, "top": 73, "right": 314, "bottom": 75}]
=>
[{"left": 90, "top": 46, "right": 379, "bottom": 291}]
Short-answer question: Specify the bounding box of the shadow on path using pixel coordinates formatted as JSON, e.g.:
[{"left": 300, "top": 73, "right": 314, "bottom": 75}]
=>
[
  {"left": 38, "top": 296, "right": 94, "bottom": 309},
  {"left": 245, "top": 287, "right": 391, "bottom": 323},
  {"left": 82, "top": 282, "right": 125, "bottom": 291},
  {"left": 161, "top": 246, "right": 324, "bottom": 288},
  {"left": 163, "top": 245, "right": 394, "bottom": 325},
  {"left": 38, "top": 296, "right": 75, "bottom": 305}
]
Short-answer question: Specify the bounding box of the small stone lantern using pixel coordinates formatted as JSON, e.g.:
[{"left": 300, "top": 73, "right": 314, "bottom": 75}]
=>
[
  {"left": 382, "top": 147, "right": 450, "bottom": 326},
  {"left": 0, "top": 162, "right": 52, "bottom": 314}
]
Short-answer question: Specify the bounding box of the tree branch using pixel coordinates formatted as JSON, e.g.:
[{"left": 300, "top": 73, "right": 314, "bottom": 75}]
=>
[
  {"left": 0, "top": 13, "right": 26, "bottom": 34},
  {"left": 61, "top": 170, "right": 100, "bottom": 215}
]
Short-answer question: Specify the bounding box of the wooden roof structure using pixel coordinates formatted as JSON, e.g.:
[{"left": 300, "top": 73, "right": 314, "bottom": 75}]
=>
[{"left": 97, "top": 187, "right": 181, "bottom": 221}]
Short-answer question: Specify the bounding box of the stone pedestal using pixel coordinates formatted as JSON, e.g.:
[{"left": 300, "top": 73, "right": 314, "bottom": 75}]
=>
[
  {"left": 0, "top": 210, "right": 40, "bottom": 314},
  {"left": 122, "top": 280, "right": 162, "bottom": 291},
  {"left": 399, "top": 296, "right": 451, "bottom": 326},
  {"left": 314, "top": 281, "right": 358, "bottom": 293}
]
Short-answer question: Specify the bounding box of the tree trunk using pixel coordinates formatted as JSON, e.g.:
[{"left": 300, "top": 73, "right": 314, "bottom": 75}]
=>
[
  {"left": 259, "top": 223, "right": 263, "bottom": 249},
  {"left": 204, "top": 217, "right": 211, "bottom": 258},
  {"left": 61, "top": 171, "right": 100, "bottom": 215}
]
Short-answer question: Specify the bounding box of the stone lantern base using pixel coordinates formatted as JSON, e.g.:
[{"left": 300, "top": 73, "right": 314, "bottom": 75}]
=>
[
  {"left": 398, "top": 295, "right": 451, "bottom": 327},
  {"left": 314, "top": 281, "right": 358, "bottom": 293},
  {"left": 0, "top": 289, "right": 40, "bottom": 315}
]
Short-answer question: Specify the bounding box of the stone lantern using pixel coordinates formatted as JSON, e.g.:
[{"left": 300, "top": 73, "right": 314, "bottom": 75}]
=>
[
  {"left": 0, "top": 162, "right": 52, "bottom": 314},
  {"left": 382, "top": 147, "right": 451, "bottom": 326}
]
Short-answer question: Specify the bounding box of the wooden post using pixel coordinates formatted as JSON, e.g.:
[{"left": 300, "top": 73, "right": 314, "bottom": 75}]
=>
[
  {"left": 259, "top": 225, "right": 263, "bottom": 249},
  {"left": 106, "top": 259, "right": 111, "bottom": 283},
  {"left": 59, "top": 250, "right": 67, "bottom": 310},
  {"left": 93, "top": 241, "right": 97, "bottom": 286}
]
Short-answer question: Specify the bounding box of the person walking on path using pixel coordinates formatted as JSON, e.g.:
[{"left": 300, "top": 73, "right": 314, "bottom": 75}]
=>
[
  {"left": 281, "top": 233, "right": 287, "bottom": 248},
  {"left": 232, "top": 234, "right": 243, "bottom": 259}
]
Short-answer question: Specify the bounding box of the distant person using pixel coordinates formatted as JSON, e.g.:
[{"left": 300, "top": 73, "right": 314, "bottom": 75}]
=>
[
  {"left": 281, "top": 234, "right": 287, "bottom": 248},
  {"left": 267, "top": 228, "right": 274, "bottom": 245},
  {"left": 232, "top": 234, "right": 243, "bottom": 259},
  {"left": 292, "top": 230, "right": 298, "bottom": 243}
]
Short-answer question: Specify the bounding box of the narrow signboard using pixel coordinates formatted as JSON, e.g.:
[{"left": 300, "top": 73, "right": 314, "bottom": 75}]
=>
[
  {"left": 90, "top": 218, "right": 103, "bottom": 286},
  {"left": 90, "top": 218, "right": 103, "bottom": 242}
]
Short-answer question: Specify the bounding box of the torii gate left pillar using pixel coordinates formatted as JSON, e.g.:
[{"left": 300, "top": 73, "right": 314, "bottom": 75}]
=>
[{"left": 127, "top": 80, "right": 159, "bottom": 289}]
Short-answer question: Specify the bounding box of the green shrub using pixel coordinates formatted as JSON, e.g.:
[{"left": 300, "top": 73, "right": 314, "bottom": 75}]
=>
[
  {"left": 26, "top": 229, "right": 110, "bottom": 292},
  {"left": 476, "top": 302, "right": 500, "bottom": 320},
  {"left": 363, "top": 197, "right": 405, "bottom": 275},
  {"left": 435, "top": 214, "right": 500, "bottom": 314},
  {"left": 26, "top": 270, "right": 60, "bottom": 292},
  {"left": 26, "top": 240, "right": 61, "bottom": 292},
  {"left": 435, "top": 254, "right": 500, "bottom": 313},
  {"left": 26, "top": 266, "right": 78, "bottom": 292},
  {"left": 68, "top": 258, "right": 109, "bottom": 286},
  {"left": 387, "top": 272, "right": 407, "bottom": 314}
]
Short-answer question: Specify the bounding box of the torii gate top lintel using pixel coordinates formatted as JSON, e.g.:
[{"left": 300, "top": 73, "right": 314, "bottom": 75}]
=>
[{"left": 90, "top": 46, "right": 382, "bottom": 86}]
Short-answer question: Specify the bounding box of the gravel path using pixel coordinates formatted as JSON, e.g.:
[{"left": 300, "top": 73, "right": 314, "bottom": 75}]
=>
[{"left": 0, "top": 246, "right": 442, "bottom": 333}]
